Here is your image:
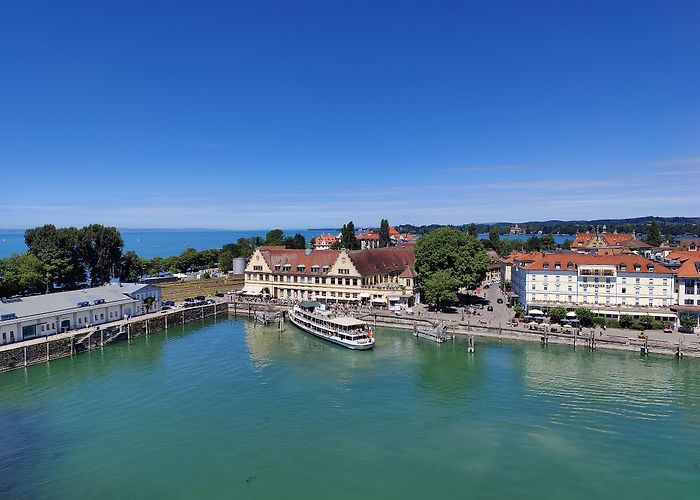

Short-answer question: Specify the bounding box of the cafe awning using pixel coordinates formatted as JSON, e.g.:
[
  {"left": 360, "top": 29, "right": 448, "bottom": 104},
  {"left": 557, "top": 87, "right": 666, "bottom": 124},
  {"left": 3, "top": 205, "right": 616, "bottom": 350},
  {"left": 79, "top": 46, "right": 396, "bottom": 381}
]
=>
[
  {"left": 529, "top": 309, "right": 544, "bottom": 316},
  {"left": 240, "top": 284, "right": 264, "bottom": 295},
  {"left": 371, "top": 297, "right": 387, "bottom": 303},
  {"left": 388, "top": 296, "right": 400, "bottom": 302},
  {"left": 566, "top": 311, "right": 577, "bottom": 318},
  {"left": 359, "top": 292, "right": 371, "bottom": 298}
]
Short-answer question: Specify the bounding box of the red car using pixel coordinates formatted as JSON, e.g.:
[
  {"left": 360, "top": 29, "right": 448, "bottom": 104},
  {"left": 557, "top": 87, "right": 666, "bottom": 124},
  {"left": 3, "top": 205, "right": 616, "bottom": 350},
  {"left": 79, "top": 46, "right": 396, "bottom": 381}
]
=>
[{"left": 664, "top": 327, "right": 673, "bottom": 333}]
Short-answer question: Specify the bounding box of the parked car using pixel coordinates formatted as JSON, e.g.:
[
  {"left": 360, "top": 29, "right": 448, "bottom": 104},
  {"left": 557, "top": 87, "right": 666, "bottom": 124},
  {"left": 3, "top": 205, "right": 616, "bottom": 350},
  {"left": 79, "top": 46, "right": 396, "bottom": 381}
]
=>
[
  {"left": 163, "top": 300, "right": 175, "bottom": 306},
  {"left": 497, "top": 298, "right": 504, "bottom": 304},
  {"left": 195, "top": 295, "right": 206, "bottom": 301},
  {"left": 215, "top": 292, "right": 225, "bottom": 297},
  {"left": 184, "top": 297, "right": 194, "bottom": 302},
  {"left": 206, "top": 299, "right": 216, "bottom": 304},
  {"left": 161, "top": 306, "right": 171, "bottom": 312}
]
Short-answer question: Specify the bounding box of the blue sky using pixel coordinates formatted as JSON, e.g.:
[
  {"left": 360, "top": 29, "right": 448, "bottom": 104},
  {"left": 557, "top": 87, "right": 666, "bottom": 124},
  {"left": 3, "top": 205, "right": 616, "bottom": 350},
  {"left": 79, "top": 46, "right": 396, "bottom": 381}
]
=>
[{"left": 1, "top": 0, "right": 698, "bottom": 229}]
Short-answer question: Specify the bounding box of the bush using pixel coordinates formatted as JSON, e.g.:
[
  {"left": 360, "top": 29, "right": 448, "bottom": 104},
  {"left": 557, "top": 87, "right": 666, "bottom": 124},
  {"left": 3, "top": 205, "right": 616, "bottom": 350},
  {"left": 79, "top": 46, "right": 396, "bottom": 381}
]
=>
[
  {"left": 607, "top": 320, "right": 620, "bottom": 329},
  {"left": 619, "top": 315, "right": 634, "bottom": 329},
  {"left": 679, "top": 315, "right": 696, "bottom": 331},
  {"left": 592, "top": 317, "right": 607, "bottom": 327}
]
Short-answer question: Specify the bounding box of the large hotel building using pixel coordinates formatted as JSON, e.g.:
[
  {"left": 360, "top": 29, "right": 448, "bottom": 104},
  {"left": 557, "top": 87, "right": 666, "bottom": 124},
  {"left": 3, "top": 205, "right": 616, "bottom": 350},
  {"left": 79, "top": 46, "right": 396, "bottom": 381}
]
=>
[
  {"left": 511, "top": 253, "right": 677, "bottom": 323},
  {"left": 241, "top": 246, "right": 416, "bottom": 308}
]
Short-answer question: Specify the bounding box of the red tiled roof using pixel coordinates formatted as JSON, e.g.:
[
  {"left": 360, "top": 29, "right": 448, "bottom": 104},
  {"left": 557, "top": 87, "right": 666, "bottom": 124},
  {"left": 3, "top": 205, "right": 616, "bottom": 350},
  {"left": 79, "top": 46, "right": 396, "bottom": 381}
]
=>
[
  {"left": 676, "top": 258, "right": 700, "bottom": 278},
  {"left": 259, "top": 248, "right": 340, "bottom": 275},
  {"left": 348, "top": 247, "right": 415, "bottom": 276},
  {"left": 357, "top": 230, "right": 379, "bottom": 240},
  {"left": 572, "top": 232, "right": 636, "bottom": 247},
  {"left": 522, "top": 254, "right": 674, "bottom": 274}
]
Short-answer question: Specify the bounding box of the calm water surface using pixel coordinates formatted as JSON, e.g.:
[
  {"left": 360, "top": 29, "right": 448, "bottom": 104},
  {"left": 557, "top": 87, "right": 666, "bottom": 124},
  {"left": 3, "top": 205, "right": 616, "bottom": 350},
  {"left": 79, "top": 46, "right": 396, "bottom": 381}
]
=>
[{"left": 1, "top": 319, "right": 699, "bottom": 499}]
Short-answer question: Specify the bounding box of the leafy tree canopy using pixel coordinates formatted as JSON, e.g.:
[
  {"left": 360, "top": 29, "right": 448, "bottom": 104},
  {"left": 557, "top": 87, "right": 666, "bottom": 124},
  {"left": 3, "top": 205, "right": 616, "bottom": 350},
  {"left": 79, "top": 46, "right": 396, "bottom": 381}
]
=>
[{"left": 415, "top": 226, "right": 488, "bottom": 291}]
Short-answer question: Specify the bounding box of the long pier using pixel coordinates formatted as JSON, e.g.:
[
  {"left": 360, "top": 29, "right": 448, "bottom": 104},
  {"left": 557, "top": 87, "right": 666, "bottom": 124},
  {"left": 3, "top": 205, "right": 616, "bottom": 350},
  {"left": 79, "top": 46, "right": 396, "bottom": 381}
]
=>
[{"left": 0, "top": 302, "right": 228, "bottom": 373}]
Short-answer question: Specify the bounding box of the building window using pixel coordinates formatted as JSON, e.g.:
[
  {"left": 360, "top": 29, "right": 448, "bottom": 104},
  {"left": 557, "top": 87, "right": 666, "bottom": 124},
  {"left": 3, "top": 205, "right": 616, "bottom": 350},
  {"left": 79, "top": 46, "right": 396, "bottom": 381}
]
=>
[
  {"left": 622, "top": 288, "right": 626, "bottom": 294},
  {"left": 685, "top": 299, "right": 695, "bottom": 305},
  {"left": 297, "top": 265, "right": 305, "bottom": 272},
  {"left": 253, "top": 265, "right": 263, "bottom": 271}
]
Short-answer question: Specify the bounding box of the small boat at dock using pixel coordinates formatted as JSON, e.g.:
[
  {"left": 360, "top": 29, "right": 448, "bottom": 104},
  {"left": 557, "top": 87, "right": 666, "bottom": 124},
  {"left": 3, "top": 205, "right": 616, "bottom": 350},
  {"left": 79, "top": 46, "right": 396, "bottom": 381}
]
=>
[
  {"left": 414, "top": 323, "right": 453, "bottom": 343},
  {"left": 288, "top": 301, "right": 374, "bottom": 350}
]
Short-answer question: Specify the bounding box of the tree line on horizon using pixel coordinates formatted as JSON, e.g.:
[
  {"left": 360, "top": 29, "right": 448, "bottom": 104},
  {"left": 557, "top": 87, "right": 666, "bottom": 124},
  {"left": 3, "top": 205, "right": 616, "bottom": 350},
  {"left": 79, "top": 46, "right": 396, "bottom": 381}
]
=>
[{"left": 395, "top": 216, "right": 699, "bottom": 240}]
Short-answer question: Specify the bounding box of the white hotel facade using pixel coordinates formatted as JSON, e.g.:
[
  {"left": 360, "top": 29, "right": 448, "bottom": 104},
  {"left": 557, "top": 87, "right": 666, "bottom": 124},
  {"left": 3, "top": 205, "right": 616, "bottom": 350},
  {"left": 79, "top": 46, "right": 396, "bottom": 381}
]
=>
[{"left": 512, "top": 254, "right": 677, "bottom": 322}]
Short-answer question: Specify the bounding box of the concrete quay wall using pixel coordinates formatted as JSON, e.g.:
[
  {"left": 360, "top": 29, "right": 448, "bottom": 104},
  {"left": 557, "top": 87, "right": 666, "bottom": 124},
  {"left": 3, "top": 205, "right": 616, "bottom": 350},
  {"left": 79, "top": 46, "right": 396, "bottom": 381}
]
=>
[
  {"left": 362, "top": 312, "right": 700, "bottom": 359},
  {"left": 0, "top": 302, "right": 228, "bottom": 373}
]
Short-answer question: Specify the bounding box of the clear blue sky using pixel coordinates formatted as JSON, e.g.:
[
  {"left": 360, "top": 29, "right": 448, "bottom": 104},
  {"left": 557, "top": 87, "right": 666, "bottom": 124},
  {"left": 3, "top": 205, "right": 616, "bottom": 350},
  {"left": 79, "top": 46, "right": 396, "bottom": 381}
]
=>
[{"left": 1, "top": 0, "right": 698, "bottom": 229}]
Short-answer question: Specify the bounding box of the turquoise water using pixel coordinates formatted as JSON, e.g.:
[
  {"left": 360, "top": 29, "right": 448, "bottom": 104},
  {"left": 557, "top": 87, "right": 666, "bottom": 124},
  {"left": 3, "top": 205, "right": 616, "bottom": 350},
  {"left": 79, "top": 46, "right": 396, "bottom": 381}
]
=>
[{"left": 1, "top": 319, "right": 700, "bottom": 499}]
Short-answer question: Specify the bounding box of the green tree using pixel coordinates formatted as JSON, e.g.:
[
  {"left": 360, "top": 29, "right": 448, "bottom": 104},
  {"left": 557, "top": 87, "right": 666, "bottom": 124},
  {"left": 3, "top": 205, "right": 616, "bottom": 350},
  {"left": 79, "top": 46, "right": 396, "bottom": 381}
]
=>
[
  {"left": 646, "top": 220, "right": 662, "bottom": 247},
  {"left": 378, "top": 219, "right": 390, "bottom": 247},
  {"left": 549, "top": 307, "right": 567, "bottom": 324},
  {"left": 336, "top": 221, "right": 360, "bottom": 250},
  {"left": 513, "top": 303, "right": 525, "bottom": 318},
  {"left": 0, "top": 252, "right": 47, "bottom": 297},
  {"left": 265, "top": 229, "right": 285, "bottom": 246},
  {"left": 284, "top": 233, "right": 306, "bottom": 249},
  {"left": 619, "top": 315, "right": 635, "bottom": 329},
  {"left": 423, "top": 270, "right": 460, "bottom": 309},
  {"left": 540, "top": 234, "right": 556, "bottom": 251},
  {"left": 575, "top": 307, "right": 594, "bottom": 327},
  {"left": 25, "top": 224, "right": 85, "bottom": 290},
  {"left": 414, "top": 227, "right": 489, "bottom": 291},
  {"left": 489, "top": 227, "right": 502, "bottom": 255},
  {"left": 119, "top": 251, "right": 144, "bottom": 283},
  {"left": 467, "top": 223, "right": 477, "bottom": 237},
  {"left": 78, "top": 224, "right": 124, "bottom": 286},
  {"left": 561, "top": 239, "right": 572, "bottom": 250},
  {"left": 218, "top": 243, "right": 240, "bottom": 273},
  {"left": 236, "top": 237, "right": 257, "bottom": 259}
]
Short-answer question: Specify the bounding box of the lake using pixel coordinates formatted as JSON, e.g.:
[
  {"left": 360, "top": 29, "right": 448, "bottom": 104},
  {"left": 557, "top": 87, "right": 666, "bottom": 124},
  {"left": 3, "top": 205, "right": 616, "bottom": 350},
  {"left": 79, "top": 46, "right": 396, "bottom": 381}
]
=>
[{"left": 1, "top": 319, "right": 698, "bottom": 499}]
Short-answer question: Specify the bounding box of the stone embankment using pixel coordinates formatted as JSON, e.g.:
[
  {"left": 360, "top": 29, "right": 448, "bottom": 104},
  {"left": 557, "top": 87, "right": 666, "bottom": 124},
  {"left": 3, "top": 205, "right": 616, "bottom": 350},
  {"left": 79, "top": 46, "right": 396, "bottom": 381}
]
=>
[
  {"left": 0, "top": 302, "right": 228, "bottom": 373},
  {"left": 360, "top": 311, "right": 700, "bottom": 358}
]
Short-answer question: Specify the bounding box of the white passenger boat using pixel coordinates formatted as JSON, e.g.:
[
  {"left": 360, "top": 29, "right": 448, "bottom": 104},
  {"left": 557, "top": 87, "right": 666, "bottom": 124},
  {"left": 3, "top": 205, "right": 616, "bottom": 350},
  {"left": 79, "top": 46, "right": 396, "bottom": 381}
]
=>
[{"left": 288, "top": 301, "right": 375, "bottom": 350}]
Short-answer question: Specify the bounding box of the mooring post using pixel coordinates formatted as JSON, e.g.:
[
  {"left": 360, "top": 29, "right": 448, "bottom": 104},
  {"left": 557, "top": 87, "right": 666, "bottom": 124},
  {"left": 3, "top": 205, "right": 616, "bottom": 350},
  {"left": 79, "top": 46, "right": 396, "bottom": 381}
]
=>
[
  {"left": 101, "top": 329, "right": 104, "bottom": 348},
  {"left": 467, "top": 335, "right": 474, "bottom": 353},
  {"left": 46, "top": 341, "right": 50, "bottom": 362},
  {"left": 24, "top": 346, "right": 27, "bottom": 367}
]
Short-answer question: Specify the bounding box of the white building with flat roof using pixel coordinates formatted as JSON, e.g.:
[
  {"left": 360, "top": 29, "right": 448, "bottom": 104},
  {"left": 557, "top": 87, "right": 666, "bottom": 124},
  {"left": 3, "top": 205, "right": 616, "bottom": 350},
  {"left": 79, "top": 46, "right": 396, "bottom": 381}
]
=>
[{"left": 0, "top": 283, "right": 161, "bottom": 346}]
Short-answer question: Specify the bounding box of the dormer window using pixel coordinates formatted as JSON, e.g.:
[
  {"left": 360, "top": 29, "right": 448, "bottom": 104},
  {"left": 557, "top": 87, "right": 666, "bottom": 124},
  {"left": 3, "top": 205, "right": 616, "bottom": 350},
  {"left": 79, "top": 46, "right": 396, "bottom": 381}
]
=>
[
  {"left": 283, "top": 264, "right": 291, "bottom": 272},
  {"left": 634, "top": 264, "right": 641, "bottom": 272},
  {"left": 297, "top": 265, "right": 305, "bottom": 272},
  {"left": 543, "top": 262, "right": 549, "bottom": 269},
  {"left": 274, "top": 265, "right": 281, "bottom": 271},
  {"left": 567, "top": 262, "right": 574, "bottom": 270},
  {"left": 322, "top": 265, "right": 329, "bottom": 273},
  {"left": 554, "top": 262, "right": 561, "bottom": 270},
  {"left": 311, "top": 265, "right": 319, "bottom": 273},
  {"left": 647, "top": 265, "right": 654, "bottom": 272},
  {"left": 620, "top": 264, "right": 627, "bottom": 271}
]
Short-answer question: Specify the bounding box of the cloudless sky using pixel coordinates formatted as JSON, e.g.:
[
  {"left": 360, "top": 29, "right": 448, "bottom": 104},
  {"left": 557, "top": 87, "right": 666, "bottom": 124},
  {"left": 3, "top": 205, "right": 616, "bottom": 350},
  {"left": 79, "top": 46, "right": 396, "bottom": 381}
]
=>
[{"left": 1, "top": 0, "right": 699, "bottom": 229}]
